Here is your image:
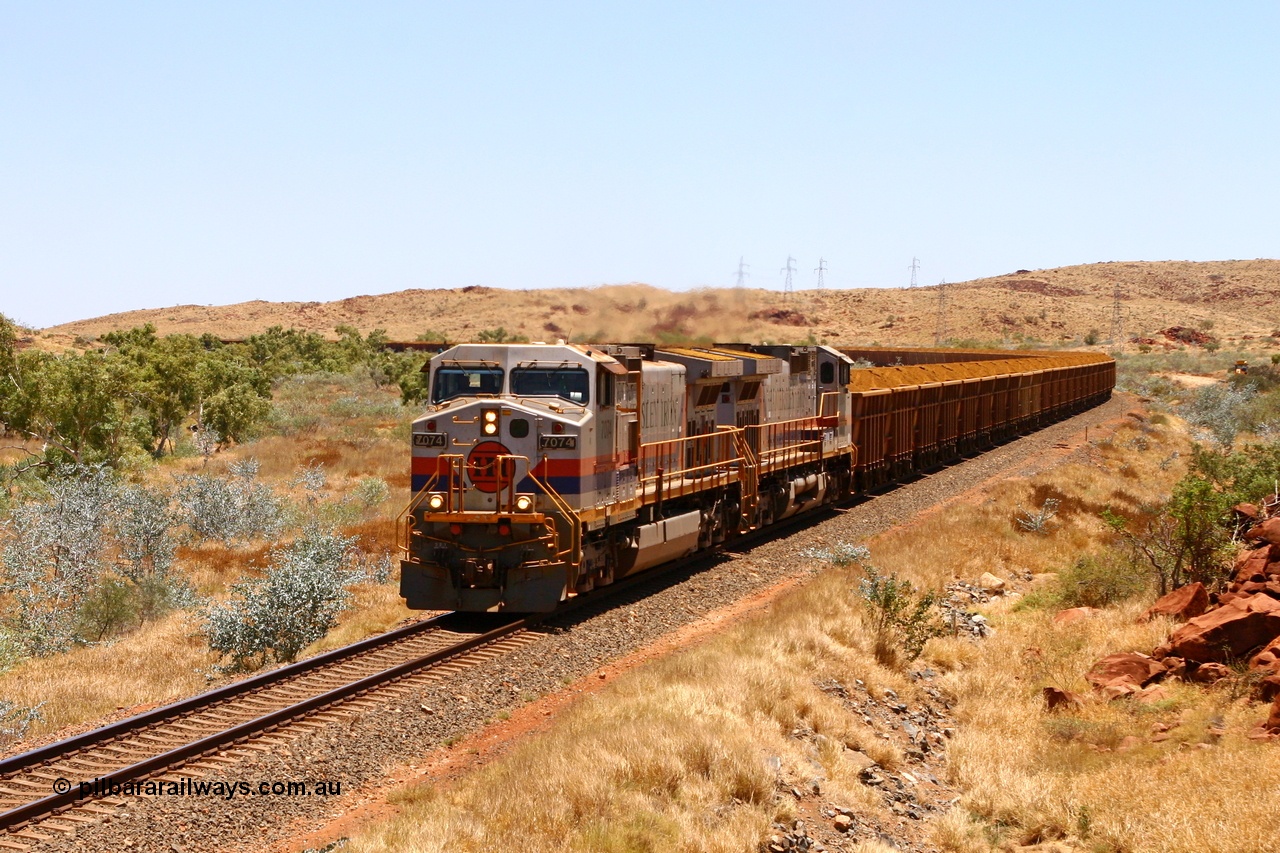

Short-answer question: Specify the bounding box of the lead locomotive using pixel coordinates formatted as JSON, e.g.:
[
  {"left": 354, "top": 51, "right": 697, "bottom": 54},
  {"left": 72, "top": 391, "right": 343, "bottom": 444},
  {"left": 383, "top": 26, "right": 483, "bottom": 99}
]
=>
[{"left": 400, "top": 342, "right": 856, "bottom": 612}]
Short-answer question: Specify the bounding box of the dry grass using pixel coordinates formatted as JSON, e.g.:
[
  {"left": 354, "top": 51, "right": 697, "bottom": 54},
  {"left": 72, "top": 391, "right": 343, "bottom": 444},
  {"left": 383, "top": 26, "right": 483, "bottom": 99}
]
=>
[
  {"left": 0, "top": 612, "right": 216, "bottom": 741},
  {"left": 349, "top": 414, "right": 1280, "bottom": 853},
  {"left": 350, "top": 567, "right": 915, "bottom": 853}
]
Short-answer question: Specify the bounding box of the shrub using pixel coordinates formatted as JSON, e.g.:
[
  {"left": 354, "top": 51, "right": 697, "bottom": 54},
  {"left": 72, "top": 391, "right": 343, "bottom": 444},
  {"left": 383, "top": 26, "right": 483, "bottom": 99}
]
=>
[
  {"left": 1184, "top": 384, "right": 1254, "bottom": 447},
  {"left": 856, "top": 565, "right": 944, "bottom": 667},
  {"left": 175, "top": 459, "right": 285, "bottom": 546},
  {"left": 799, "top": 542, "right": 870, "bottom": 567},
  {"left": 1015, "top": 498, "right": 1060, "bottom": 534},
  {"left": 352, "top": 476, "right": 390, "bottom": 511},
  {"left": 0, "top": 700, "right": 43, "bottom": 745},
  {"left": 202, "top": 529, "right": 363, "bottom": 671},
  {"left": 1055, "top": 552, "right": 1150, "bottom": 609},
  {"left": 1103, "top": 474, "right": 1233, "bottom": 594},
  {"left": 0, "top": 464, "right": 118, "bottom": 654}
]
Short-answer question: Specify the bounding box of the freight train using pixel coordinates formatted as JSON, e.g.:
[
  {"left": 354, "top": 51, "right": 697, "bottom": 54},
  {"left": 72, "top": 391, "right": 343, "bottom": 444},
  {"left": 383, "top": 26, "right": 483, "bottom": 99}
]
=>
[{"left": 399, "top": 342, "right": 1114, "bottom": 612}]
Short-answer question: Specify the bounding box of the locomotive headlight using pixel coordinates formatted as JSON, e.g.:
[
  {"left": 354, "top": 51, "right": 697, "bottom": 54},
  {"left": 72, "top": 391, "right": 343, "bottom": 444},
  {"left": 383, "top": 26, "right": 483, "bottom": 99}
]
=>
[
  {"left": 427, "top": 493, "right": 445, "bottom": 510},
  {"left": 515, "top": 495, "right": 533, "bottom": 512},
  {"left": 482, "top": 409, "right": 499, "bottom": 435}
]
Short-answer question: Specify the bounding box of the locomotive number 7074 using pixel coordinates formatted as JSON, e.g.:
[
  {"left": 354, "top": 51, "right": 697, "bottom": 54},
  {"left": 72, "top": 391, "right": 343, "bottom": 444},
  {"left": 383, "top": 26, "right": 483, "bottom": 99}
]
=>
[
  {"left": 412, "top": 433, "right": 448, "bottom": 448},
  {"left": 538, "top": 435, "right": 577, "bottom": 450}
]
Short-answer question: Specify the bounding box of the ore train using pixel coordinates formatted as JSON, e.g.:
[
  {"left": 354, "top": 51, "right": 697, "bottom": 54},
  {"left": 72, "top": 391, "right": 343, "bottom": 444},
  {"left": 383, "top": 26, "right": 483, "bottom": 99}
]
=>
[{"left": 399, "top": 343, "right": 1114, "bottom": 612}]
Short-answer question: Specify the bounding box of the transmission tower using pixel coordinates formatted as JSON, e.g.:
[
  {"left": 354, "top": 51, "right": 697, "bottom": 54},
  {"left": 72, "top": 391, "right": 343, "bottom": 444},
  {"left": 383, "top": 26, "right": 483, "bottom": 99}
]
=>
[
  {"left": 781, "top": 256, "right": 796, "bottom": 301},
  {"left": 909, "top": 256, "right": 920, "bottom": 288},
  {"left": 814, "top": 258, "right": 827, "bottom": 289},
  {"left": 1109, "top": 281, "right": 1124, "bottom": 347},
  {"left": 735, "top": 256, "right": 750, "bottom": 289},
  {"left": 934, "top": 279, "right": 948, "bottom": 346}
]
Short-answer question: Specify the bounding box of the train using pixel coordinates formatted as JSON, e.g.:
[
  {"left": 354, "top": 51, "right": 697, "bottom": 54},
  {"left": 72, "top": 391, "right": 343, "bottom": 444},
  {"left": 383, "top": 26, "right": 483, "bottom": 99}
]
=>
[{"left": 398, "top": 342, "right": 1115, "bottom": 612}]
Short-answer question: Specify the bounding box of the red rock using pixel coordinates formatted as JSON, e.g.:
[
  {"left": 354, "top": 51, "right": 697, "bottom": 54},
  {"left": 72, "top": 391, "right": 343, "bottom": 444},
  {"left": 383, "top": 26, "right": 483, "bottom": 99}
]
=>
[
  {"left": 1085, "top": 652, "right": 1166, "bottom": 692},
  {"left": 1256, "top": 674, "right": 1280, "bottom": 702},
  {"left": 1141, "top": 583, "right": 1209, "bottom": 622},
  {"left": 1160, "top": 656, "right": 1187, "bottom": 680},
  {"left": 1043, "top": 686, "right": 1083, "bottom": 712},
  {"left": 1135, "top": 684, "right": 1171, "bottom": 704},
  {"left": 1117, "top": 735, "right": 1142, "bottom": 751},
  {"left": 1249, "top": 636, "right": 1280, "bottom": 675},
  {"left": 1155, "top": 594, "right": 1280, "bottom": 663},
  {"left": 1233, "top": 546, "right": 1272, "bottom": 584},
  {"left": 1053, "top": 607, "right": 1097, "bottom": 626},
  {"left": 1234, "top": 503, "right": 1261, "bottom": 520},
  {"left": 1189, "top": 662, "right": 1232, "bottom": 684},
  {"left": 1101, "top": 683, "right": 1140, "bottom": 701},
  {"left": 1246, "top": 518, "right": 1280, "bottom": 545},
  {"left": 1267, "top": 696, "right": 1280, "bottom": 733}
]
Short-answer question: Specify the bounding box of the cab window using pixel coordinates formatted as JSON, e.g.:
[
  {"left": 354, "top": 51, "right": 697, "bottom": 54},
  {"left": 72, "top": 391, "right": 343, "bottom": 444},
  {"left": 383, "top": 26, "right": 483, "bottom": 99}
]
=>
[
  {"left": 511, "top": 367, "right": 590, "bottom": 404},
  {"left": 431, "top": 367, "right": 504, "bottom": 403}
]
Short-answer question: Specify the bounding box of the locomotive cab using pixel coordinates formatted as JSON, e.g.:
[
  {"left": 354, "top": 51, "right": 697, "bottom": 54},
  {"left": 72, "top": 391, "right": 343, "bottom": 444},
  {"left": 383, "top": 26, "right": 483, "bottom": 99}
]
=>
[{"left": 401, "top": 343, "right": 633, "bottom": 612}]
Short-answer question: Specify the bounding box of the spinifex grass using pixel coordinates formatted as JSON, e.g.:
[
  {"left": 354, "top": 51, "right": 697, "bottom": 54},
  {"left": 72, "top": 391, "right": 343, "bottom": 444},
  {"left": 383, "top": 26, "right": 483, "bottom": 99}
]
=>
[{"left": 350, "top": 417, "right": 1278, "bottom": 853}]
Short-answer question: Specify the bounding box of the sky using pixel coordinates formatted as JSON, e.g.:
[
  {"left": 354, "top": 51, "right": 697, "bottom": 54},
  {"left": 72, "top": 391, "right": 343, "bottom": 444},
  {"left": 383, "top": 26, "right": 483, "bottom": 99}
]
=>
[{"left": 2, "top": 2, "right": 1278, "bottom": 328}]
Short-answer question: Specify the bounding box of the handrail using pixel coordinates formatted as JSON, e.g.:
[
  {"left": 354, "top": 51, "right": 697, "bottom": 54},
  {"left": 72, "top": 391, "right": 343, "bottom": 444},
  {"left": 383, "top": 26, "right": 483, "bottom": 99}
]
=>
[
  {"left": 727, "top": 426, "right": 759, "bottom": 530},
  {"left": 398, "top": 456, "right": 459, "bottom": 557},
  {"left": 526, "top": 460, "right": 582, "bottom": 568},
  {"left": 637, "top": 429, "right": 744, "bottom": 502}
]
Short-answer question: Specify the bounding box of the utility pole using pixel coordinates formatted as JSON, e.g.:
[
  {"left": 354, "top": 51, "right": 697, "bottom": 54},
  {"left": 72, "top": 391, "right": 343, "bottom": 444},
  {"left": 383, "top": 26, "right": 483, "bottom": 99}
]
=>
[
  {"left": 1109, "top": 280, "right": 1124, "bottom": 347},
  {"left": 814, "top": 258, "right": 827, "bottom": 289},
  {"left": 909, "top": 256, "right": 920, "bottom": 288},
  {"left": 781, "top": 256, "right": 796, "bottom": 301},
  {"left": 934, "top": 278, "right": 948, "bottom": 346},
  {"left": 734, "top": 256, "right": 750, "bottom": 289}
]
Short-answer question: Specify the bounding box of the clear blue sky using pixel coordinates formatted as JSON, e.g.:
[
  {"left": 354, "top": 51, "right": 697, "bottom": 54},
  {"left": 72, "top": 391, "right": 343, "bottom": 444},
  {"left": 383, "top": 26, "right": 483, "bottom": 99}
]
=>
[{"left": 2, "top": 2, "right": 1277, "bottom": 328}]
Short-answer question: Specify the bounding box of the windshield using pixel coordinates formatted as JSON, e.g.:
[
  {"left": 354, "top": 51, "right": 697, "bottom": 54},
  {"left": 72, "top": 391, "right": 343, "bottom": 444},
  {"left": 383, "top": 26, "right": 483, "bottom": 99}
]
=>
[
  {"left": 511, "top": 366, "right": 590, "bottom": 404},
  {"left": 431, "top": 366, "right": 504, "bottom": 403}
]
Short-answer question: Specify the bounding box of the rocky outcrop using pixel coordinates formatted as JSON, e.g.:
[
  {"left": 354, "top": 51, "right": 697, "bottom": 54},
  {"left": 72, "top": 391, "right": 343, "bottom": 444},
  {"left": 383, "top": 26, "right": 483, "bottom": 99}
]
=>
[
  {"left": 1250, "top": 636, "right": 1280, "bottom": 676},
  {"left": 1085, "top": 652, "right": 1166, "bottom": 697},
  {"left": 1154, "top": 594, "right": 1280, "bottom": 662},
  {"left": 1141, "top": 583, "right": 1208, "bottom": 622},
  {"left": 1043, "top": 686, "right": 1084, "bottom": 712}
]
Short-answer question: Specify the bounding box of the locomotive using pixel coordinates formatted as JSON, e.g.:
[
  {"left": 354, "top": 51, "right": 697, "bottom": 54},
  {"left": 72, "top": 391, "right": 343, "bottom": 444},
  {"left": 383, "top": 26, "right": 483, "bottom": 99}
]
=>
[
  {"left": 398, "top": 341, "right": 1115, "bottom": 613},
  {"left": 400, "top": 341, "right": 857, "bottom": 612}
]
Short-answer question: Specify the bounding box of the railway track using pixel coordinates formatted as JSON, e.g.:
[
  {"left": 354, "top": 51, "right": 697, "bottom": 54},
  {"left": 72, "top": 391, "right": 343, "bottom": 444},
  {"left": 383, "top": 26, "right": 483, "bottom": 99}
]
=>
[
  {"left": 0, "top": 484, "right": 857, "bottom": 847},
  {"left": 0, "top": 612, "right": 534, "bottom": 846}
]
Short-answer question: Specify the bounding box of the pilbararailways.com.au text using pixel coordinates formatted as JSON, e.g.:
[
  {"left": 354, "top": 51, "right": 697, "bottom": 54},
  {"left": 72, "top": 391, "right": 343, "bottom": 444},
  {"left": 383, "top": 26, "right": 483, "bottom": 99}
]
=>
[{"left": 53, "top": 777, "right": 341, "bottom": 800}]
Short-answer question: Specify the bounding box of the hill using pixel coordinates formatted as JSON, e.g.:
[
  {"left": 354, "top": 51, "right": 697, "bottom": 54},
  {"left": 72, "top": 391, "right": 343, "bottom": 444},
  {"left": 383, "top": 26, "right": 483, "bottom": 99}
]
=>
[{"left": 33, "top": 259, "right": 1280, "bottom": 352}]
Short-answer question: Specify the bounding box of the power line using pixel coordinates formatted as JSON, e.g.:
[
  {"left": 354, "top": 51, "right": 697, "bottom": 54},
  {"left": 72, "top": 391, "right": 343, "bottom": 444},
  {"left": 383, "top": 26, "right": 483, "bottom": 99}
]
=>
[
  {"left": 909, "top": 256, "right": 920, "bottom": 288},
  {"left": 781, "top": 256, "right": 796, "bottom": 301},
  {"left": 814, "top": 258, "right": 827, "bottom": 289},
  {"left": 934, "top": 278, "right": 948, "bottom": 346},
  {"left": 734, "top": 256, "right": 750, "bottom": 289},
  {"left": 1109, "top": 280, "right": 1124, "bottom": 348}
]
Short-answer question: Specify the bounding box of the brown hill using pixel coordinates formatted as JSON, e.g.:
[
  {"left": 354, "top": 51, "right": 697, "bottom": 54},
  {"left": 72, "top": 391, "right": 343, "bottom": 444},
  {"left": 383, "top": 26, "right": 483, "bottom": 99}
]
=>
[{"left": 32, "top": 259, "right": 1280, "bottom": 353}]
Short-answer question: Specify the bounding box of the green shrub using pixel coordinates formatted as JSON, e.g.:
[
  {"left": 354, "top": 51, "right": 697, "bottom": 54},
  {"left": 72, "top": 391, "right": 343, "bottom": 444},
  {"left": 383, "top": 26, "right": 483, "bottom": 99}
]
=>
[
  {"left": 1055, "top": 553, "right": 1150, "bottom": 609},
  {"left": 856, "top": 565, "right": 944, "bottom": 667}
]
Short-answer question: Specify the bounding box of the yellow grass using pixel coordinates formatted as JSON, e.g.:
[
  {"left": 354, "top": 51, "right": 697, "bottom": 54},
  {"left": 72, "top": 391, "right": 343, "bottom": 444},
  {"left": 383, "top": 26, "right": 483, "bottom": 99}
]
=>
[
  {"left": 349, "top": 415, "right": 1280, "bottom": 853},
  {"left": 0, "top": 612, "right": 216, "bottom": 741},
  {"left": 350, "top": 567, "right": 910, "bottom": 853}
]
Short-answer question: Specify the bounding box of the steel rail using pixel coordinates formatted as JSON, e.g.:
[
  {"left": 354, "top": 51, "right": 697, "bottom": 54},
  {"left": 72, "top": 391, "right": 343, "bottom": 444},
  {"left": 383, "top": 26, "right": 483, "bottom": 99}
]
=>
[
  {"left": 0, "top": 613, "right": 467, "bottom": 780},
  {"left": 0, "top": 617, "right": 526, "bottom": 831}
]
